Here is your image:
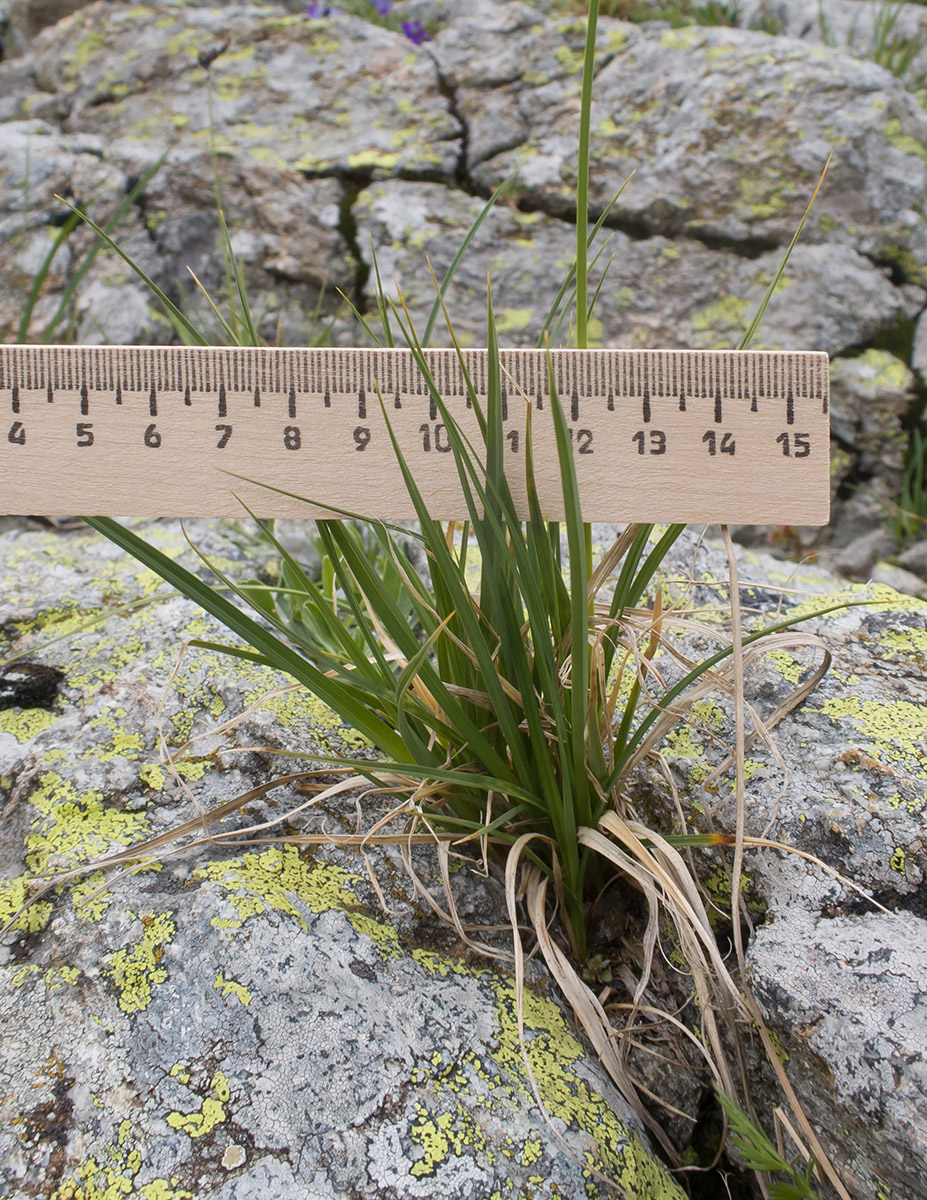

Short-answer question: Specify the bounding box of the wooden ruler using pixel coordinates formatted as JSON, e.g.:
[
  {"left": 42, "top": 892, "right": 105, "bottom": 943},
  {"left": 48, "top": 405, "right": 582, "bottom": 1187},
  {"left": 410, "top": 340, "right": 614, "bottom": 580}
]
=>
[{"left": 0, "top": 345, "right": 830, "bottom": 524}]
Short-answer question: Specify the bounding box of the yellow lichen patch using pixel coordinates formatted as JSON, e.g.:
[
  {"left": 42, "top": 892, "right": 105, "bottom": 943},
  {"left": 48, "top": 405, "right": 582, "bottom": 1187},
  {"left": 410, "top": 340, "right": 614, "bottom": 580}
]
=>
[
  {"left": 494, "top": 308, "right": 534, "bottom": 333},
  {"left": 661, "top": 726, "right": 712, "bottom": 785},
  {"left": 45, "top": 965, "right": 80, "bottom": 991},
  {"left": 241, "top": 685, "right": 372, "bottom": 754},
  {"left": 213, "top": 971, "right": 252, "bottom": 1007},
  {"left": 878, "top": 627, "right": 927, "bottom": 669},
  {"left": 405, "top": 968, "right": 684, "bottom": 1197},
  {"left": 24, "top": 771, "right": 152, "bottom": 874},
  {"left": 48, "top": 1117, "right": 193, "bottom": 1200},
  {"left": 660, "top": 26, "right": 699, "bottom": 51},
  {"left": 80, "top": 709, "right": 145, "bottom": 762},
  {"left": 409, "top": 1103, "right": 489, "bottom": 1177},
  {"left": 71, "top": 871, "right": 112, "bottom": 922},
  {"left": 347, "top": 149, "right": 401, "bottom": 170},
  {"left": 194, "top": 845, "right": 359, "bottom": 931},
  {"left": 810, "top": 697, "right": 927, "bottom": 779},
  {"left": 10, "top": 963, "right": 40, "bottom": 986},
  {"left": 104, "top": 911, "right": 176, "bottom": 1014},
  {"left": 890, "top": 847, "right": 906, "bottom": 875},
  {"left": 0, "top": 875, "right": 53, "bottom": 933},
  {"left": 166, "top": 1071, "right": 230, "bottom": 1139},
  {"left": 691, "top": 295, "right": 750, "bottom": 338},
  {"left": 786, "top": 584, "right": 927, "bottom": 622},
  {"left": 138, "top": 759, "right": 211, "bottom": 790},
  {"left": 348, "top": 912, "right": 403, "bottom": 960},
  {"left": 411, "top": 948, "right": 457, "bottom": 976},
  {"left": 0, "top": 707, "right": 59, "bottom": 743},
  {"left": 762, "top": 649, "right": 805, "bottom": 685}
]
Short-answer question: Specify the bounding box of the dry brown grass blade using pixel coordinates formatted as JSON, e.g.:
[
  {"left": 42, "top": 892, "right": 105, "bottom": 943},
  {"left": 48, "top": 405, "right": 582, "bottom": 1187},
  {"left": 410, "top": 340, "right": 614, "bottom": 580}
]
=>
[
  {"left": 502, "top": 834, "right": 678, "bottom": 1191},
  {"left": 587, "top": 524, "right": 645, "bottom": 600},
  {"left": 524, "top": 865, "right": 681, "bottom": 1162},
  {"left": 591, "top": 814, "right": 748, "bottom": 1017}
]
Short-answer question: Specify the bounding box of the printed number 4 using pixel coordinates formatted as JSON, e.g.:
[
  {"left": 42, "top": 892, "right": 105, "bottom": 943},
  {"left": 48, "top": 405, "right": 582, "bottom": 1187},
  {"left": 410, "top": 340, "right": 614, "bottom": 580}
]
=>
[{"left": 703, "top": 431, "right": 735, "bottom": 456}]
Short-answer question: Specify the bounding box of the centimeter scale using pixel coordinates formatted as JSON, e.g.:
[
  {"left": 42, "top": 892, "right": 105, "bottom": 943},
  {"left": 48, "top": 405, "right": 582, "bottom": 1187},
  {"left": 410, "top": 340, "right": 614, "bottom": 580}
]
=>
[{"left": 0, "top": 345, "right": 830, "bottom": 525}]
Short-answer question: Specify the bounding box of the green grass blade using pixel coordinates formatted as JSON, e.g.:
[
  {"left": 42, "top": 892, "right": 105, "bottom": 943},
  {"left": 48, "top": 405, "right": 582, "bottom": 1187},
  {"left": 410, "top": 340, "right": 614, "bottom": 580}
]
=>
[
  {"left": 421, "top": 173, "right": 516, "bottom": 345},
  {"left": 546, "top": 353, "right": 593, "bottom": 831},
  {"left": 537, "top": 177, "right": 630, "bottom": 349},
  {"left": 26, "top": 156, "right": 166, "bottom": 344},
  {"left": 739, "top": 155, "right": 831, "bottom": 351},
  {"left": 575, "top": 0, "right": 600, "bottom": 350},
  {"left": 83, "top": 516, "right": 411, "bottom": 761},
  {"left": 58, "top": 197, "right": 208, "bottom": 346},
  {"left": 17, "top": 209, "right": 82, "bottom": 342},
  {"left": 369, "top": 240, "right": 396, "bottom": 347}
]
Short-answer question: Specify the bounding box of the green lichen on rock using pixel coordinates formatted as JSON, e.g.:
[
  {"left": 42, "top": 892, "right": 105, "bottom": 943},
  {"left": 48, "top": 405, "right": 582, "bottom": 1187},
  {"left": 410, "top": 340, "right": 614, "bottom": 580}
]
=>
[
  {"left": 0, "top": 708, "right": 59, "bottom": 744},
  {"left": 407, "top": 954, "right": 684, "bottom": 1198},
  {"left": 810, "top": 696, "right": 927, "bottom": 780}
]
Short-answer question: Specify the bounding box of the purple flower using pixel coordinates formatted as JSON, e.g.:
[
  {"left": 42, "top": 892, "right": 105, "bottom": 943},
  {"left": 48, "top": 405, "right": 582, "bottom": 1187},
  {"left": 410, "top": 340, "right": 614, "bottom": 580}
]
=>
[
  {"left": 402, "top": 19, "right": 429, "bottom": 45},
  {"left": 306, "top": 2, "right": 333, "bottom": 14},
  {"left": 369, "top": 0, "right": 393, "bottom": 13}
]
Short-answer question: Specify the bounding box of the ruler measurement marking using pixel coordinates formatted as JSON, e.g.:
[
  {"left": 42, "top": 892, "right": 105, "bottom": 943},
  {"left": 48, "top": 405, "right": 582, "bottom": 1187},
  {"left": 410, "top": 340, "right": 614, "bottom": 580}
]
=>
[{"left": 0, "top": 346, "right": 830, "bottom": 524}]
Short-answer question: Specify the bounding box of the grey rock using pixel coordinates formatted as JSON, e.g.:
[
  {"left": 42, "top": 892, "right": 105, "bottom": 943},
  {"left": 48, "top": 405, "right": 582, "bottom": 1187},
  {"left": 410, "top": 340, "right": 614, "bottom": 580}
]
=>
[
  {"left": 913, "top": 305, "right": 927, "bottom": 382},
  {"left": 641, "top": 528, "right": 927, "bottom": 1198},
  {"left": 833, "top": 527, "right": 899, "bottom": 575},
  {"left": 739, "top": 0, "right": 927, "bottom": 86},
  {"left": 749, "top": 908, "right": 927, "bottom": 1200},
  {"left": 871, "top": 561, "right": 927, "bottom": 599},
  {"left": 356, "top": 178, "right": 922, "bottom": 355},
  {"left": 445, "top": 18, "right": 927, "bottom": 284},
  {"left": 3, "top": 516, "right": 927, "bottom": 1197},
  {"left": 2, "top": 0, "right": 92, "bottom": 57},
  {"left": 824, "top": 350, "right": 918, "bottom": 548},
  {"left": 898, "top": 538, "right": 927, "bottom": 577},
  {"left": 0, "top": 0, "right": 921, "bottom": 551}
]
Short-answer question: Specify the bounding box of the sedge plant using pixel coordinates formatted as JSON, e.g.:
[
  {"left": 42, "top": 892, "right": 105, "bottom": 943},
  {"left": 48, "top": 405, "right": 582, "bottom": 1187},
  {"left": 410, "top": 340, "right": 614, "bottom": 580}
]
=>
[{"left": 27, "top": 1, "right": 860, "bottom": 1194}]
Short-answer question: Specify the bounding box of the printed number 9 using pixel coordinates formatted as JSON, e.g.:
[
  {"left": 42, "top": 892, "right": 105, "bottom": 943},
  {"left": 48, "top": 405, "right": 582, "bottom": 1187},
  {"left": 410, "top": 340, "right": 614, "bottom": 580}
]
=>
[{"left": 354, "top": 426, "right": 371, "bottom": 451}]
